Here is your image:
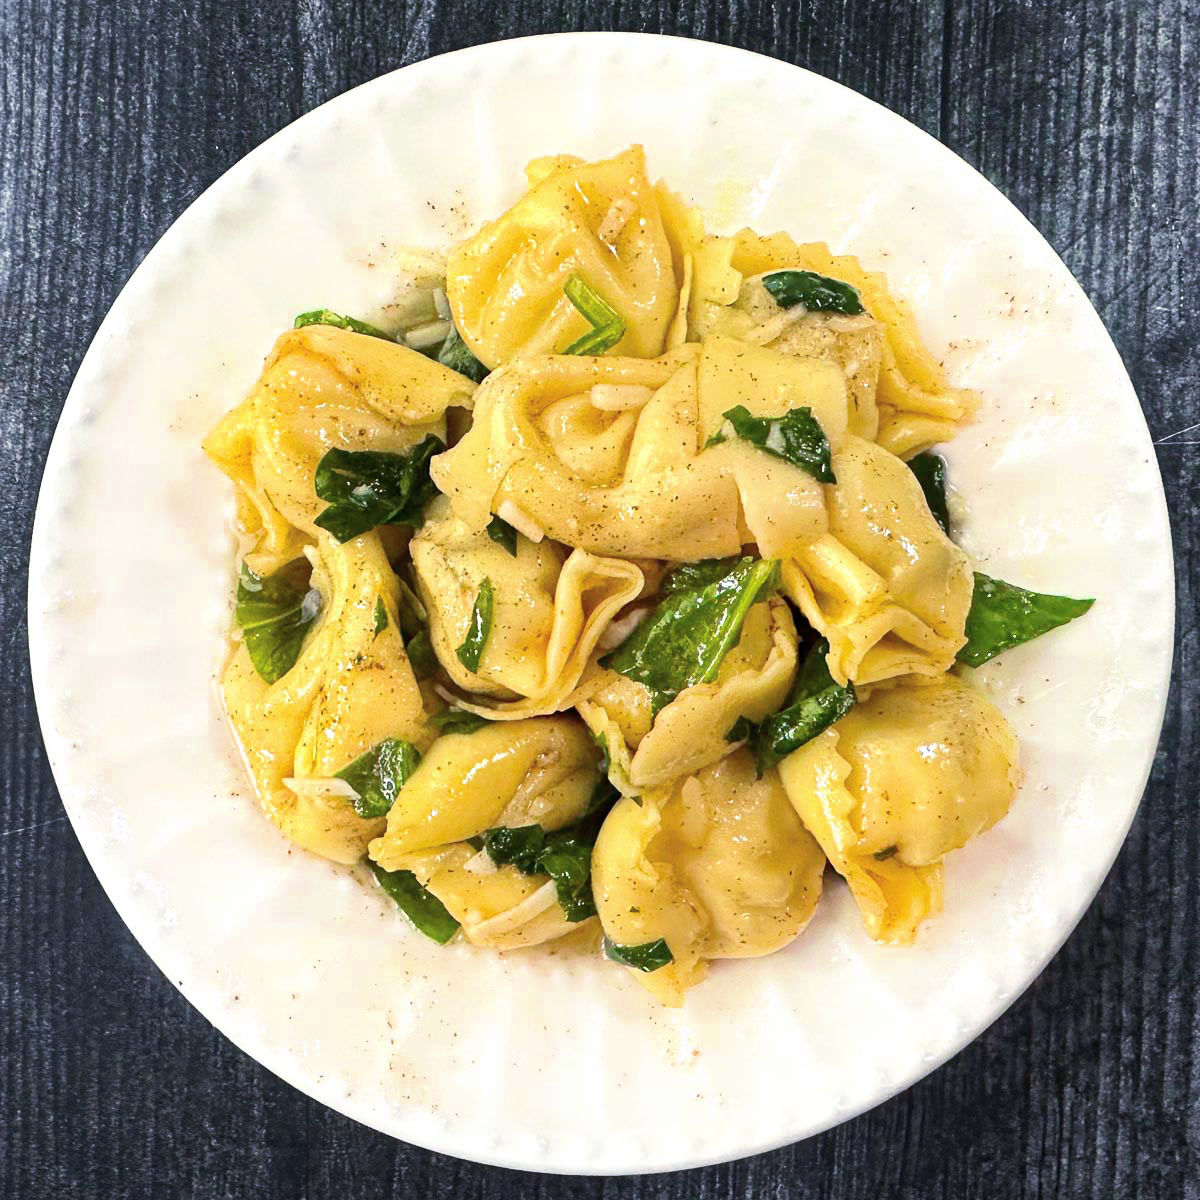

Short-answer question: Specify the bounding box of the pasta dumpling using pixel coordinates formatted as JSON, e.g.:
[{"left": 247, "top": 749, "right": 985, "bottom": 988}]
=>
[
  {"left": 204, "top": 324, "right": 475, "bottom": 572},
  {"left": 369, "top": 716, "right": 600, "bottom": 862},
  {"left": 783, "top": 434, "right": 973, "bottom": 685},
  {"left": 778, "top": 674, "right": 1019, "bottom": 943},
  {"left": 575, "top": 596, "right": 799, "bottom": 789},
  {"left": 410, "top": 496, "right": 644, "bottom": 716},
  {"left": 369, "top": 716, "right": 603, "bottom": 949},
  {"left": 592, "top": 750, "right": 826, "bottom": 1004},
  {"left": 431, "top": 339, "right": 847, "bottom": 561},
  {"left": 446, "top": 146, "right": 680, "bottom": 368},
  {"left": 686, "top": 229, "right": 977, "bottom": 456},
  {"left": 222, "top": 531, "right": 434, "bottom": 863}
]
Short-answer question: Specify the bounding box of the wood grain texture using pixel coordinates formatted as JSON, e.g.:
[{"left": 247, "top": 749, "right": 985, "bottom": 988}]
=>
[{"left": 1, "top": 0, "right": 1196, "bottom": 1195}]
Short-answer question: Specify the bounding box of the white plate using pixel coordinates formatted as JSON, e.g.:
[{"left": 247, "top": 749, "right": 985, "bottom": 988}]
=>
[{"left": 28, "top": 33, "right": 1173, "bottom": 1174}]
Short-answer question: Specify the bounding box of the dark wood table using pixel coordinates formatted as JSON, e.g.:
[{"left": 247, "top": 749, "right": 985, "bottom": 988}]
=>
[{"left": 3, "top": 2, "right": 1196, "bottom": 1195}]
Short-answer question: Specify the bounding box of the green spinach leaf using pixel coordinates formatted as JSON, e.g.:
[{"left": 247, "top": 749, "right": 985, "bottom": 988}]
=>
[
  {"left": 481, "top": 782, "right": 618, "bottom": 923},
  {"left": 235, "top": 560, "right": 322, "bottom": 684},
  {"left": 957, "top": 573, "right": 1095, "bottom": 668},
  {"left": 369, "top": 861, "right": 459, "bottom": 944},
  {"left": 436, "top": 324, "right": 490, "bottom": 383},
  {"left": 602, "top": 557, "right": 780, "bottom": 713},
  {"left": 294, "top": 308, "right": 392, "bottom": 340},
  {"left": 313, "top": 435, "right": 443, "bottom": 542},
  {"left": 455, "top": 577, "right": 494, "bottom": 672},
  {"left": 486, "top": 515, "right": 519, "bottom": 556},
  {"left": 372, "top": 597, "right": 389, "bottom": 638},
  {"left": 336, "top": 738, "right": 421, "bottom": 819},
  {"left": 429, "top": 708, "right": 491, "bottom": 736},
  {"left": 604, "top": 938, "right": 674, "bottom": 972},
  {"left": 761, "top": 269, "right": 865, "bottom": 316},
  {"left": 405, "top": 628, "right": 438, "bottom": 679},
  {"left": 754, "top": 638, "right": 855, "bottom": 772},
  {"left": 706, "top": 404, "right": 836, "bottom": 484},
  {"left": 725, "top": 715, "right": 756, "bottom": 743},
  {"left": 908, "top": 452, "right": 951, "bottom": 535},
  {"left": 562, "top": 273, "right": 626, "bottom": 355},
  {"left": 660, "top": 557, "right": 746, "bottom": 596}
]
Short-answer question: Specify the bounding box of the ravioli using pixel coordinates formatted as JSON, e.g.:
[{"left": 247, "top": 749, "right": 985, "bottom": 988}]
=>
[
  {"left": 221, "top": 531, "right": 434, "bottom": 863},
  {"left": 783, "top": 435, "right": 973, "bottom": 685},
  {"left": 575, "top": 596, "right": 799, "bottom": 789},
  {"left": 369, "top": 716, "right": 603, "bottom": 949},
  {"left": 778, "top": 674, "right": 1019, "bottom": 943},
  {"left": 410, "top": 495, "right": 644, "bottom": 716},
  {"left": 592, "top": 751, "right": 826, "bottom": 1004},
  {"left": 685, "top": 228, "right": 977, "bottom": 456},
  {"left": 204, "top": 324, "right": 475, "bottom": 572},
  {"left": 430, "top": 339, "right": 847, "bottom": 561},
  {"left": 447, "top": 145, "right": 681, "bottom": 368}
]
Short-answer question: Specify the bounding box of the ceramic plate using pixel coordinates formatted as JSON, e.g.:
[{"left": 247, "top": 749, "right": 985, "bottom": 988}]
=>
[{"left": 28, "top": 33, "right": 1174, "bottom": 1174}]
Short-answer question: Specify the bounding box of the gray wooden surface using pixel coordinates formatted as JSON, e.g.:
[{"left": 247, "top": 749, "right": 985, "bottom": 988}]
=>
[{"left": 2, "top": 2, "right": 1196, "bottom": 1196}]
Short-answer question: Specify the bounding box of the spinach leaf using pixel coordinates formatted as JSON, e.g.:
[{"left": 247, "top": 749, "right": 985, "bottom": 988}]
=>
[
  {"left": 754, "top": 638, "right": 855, "bottom": 772},
  {"left": 604, "top": 938, "right": 674, "bottom": 972},
  {"left": 725, "top": 715, "right": 756, "bottom": 743},
  {"left": 313, "top": 435, "right": 443, "bottom": 542},
  {"left": 336, "top": 738, "right": 421, "bottom": 819},
  {"left": 873, "top": 845, "right": 898, "bottom": 861},
  {"left": 562, "top": 273, "right": 626, "bottom": 355},
  {"left": 908, "top": 452, "right": 951, "bottom": 535},
  {"left": 481, "top": 782, "right": 618, "bottom": 923},
  {"left": 294, "top": 308, "right": 392, "bottom": 340},
  {"left": 706, "top": 404, "right": 836, "bottom": 484},
  {"left": 429, "top": 708, "right": 491, "bottom": 736},
  {"left": 482, "top": 822, "right": 600, "bottom": 922},
  {"left": 405, "top": 628, "right": 438, "bottom": 679},
  {"left": 957, "top": 573, "right": 1095, "bottom": 668},
  {"left": 369, "top": 861, "right": 459, "bottom": 944},
  {"left": 372, "top": 597, "right": 389, "bottom": 638},
  {"left": 481, "top": 825, "right": 545, "bottom": 874},
  {"left": 235, "top": 560, "right": 322, "bottom": 684},
  {"left": 602, "top": 558, "right": 780, "bottom": 713},
  {"left": 661, "top": 557, "right": 746, "bottom": 596},
  {"left": 486, "top": 515, "right": 519, "bottom": 556},
  {"left": 761, "top": 269, "right": 865, "bottom": 316},
  {"left": 455, "top": 577, "right": 494, "bottom": 672},
  {"left": 436, "top": 324, "right": 489, "bottom": 383}
]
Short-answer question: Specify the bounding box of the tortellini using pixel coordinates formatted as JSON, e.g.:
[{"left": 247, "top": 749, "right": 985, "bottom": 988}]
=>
[
  {"left": 430, "top": 338, "right": 848, "bottom": 562},
  {"left": 410, "top": 496, "right": 644, "bottom": 716},
  {"left": 205, "top": 145, "right": 1047, "bottom": 1005},
  {"left": 783, "top": 435, "right": 973, "bottom": 685},
  {"left": 221, "top": 531, "right": 434, "bottom": 863},
  {"left": 447, "top": 146, "right": 681, "bottom": 368},
  {"left": 685, "top": 228, "right": 977, "bottom": 457},
  {"left": 369, "top": 717, "right": 601, "bottom": 948},
  {"left": 204, "top": 324, "right": 475, "bottom": 572},
  {"left": 592, "top": 751, "right": 826, "bottom": 1004},
  {"left": 778, "top": 674, "right": 1019, "bottom": 943},
  {"left": 575, "top": 596, "right": 799, "bottom": 790}
]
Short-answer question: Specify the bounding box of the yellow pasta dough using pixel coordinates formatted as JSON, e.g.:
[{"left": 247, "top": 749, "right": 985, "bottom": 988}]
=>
[
  {"left": 369, "top": 716, "right": 603, "bottom": 949},
  {"left": 221, "top": 531, "right": 434, "bottom": 863},
  {"left": 783, "top": 434, "right": 973, "bottom": 685},
  {"left": 778, "top": 674, "right": 1019, "bottom": 943},
  {"left": 410, "top": 495, "right": 644, "bottom": 716},
  {"left": 447, "top": 146, "right": 681, "bottom": 368},
  {"left": 204, "top": 324, "right": 475, "bottom": 572},
  {"left": 575, "top": 596, "right": 799, "bottom": 789},
  {"left": 592, "top": 751, "right": 826, "bottom": 1004},
  {"left": 431, "top": 338, "right": 848, "bottom": 561},
  {"left": 686, "top": 228, "right": 977, "bottom": 456}
]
